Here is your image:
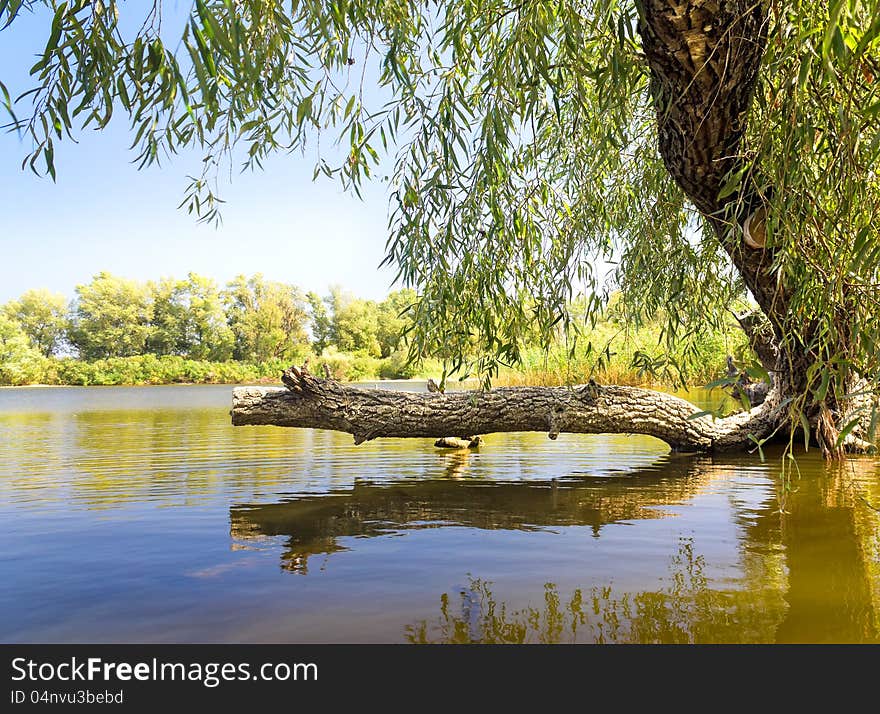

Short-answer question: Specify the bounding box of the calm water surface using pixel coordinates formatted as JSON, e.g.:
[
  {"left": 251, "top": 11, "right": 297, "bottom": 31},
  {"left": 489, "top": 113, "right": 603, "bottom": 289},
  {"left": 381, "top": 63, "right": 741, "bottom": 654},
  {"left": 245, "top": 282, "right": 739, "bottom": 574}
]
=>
[{"left": 1, "top": 383, "right": 879, "bottom": 643}]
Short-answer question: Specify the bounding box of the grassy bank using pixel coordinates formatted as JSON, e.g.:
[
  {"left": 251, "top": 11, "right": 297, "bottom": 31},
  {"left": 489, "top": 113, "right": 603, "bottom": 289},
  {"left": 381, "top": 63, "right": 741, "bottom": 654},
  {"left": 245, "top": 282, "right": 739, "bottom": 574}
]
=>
[
  {"left": 491, "top": 318, "right": 746, "bottom": 388},
  {"left": 0, "top": 340, "right": 741, "bottom": 389},
  {"left": 2, "top": 310, "right": 748, "bottom": 388},
  {"left": 0, "top": 347, "right": 458, "bottom": 386},
  {"left": 0, "top": 352, "right": 428, "bottom": 387}
]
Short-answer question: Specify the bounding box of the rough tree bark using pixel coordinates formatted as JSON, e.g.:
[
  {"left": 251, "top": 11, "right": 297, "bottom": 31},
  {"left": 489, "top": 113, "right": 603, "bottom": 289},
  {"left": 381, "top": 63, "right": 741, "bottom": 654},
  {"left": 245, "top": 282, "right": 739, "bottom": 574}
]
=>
[
  {"left": 635, "top": 1, "right": 878, "bottom": 456},
  {"left": 232, "top": 367, "right": 781, "bottom": 453},
  {"left": 635, "top": 0, "right": 782, "bottom": 328},
  {"left": 230, "top": 2, "right": 876, "bottom": 456}
]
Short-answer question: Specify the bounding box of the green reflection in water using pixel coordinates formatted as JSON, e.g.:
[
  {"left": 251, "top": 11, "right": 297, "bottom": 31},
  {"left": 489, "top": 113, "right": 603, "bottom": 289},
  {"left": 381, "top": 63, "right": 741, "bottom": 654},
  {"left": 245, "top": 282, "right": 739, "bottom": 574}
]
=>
[
  {"left": 231, "top": 453, "right": 880, "bottom": 643},
  {"left": 404, "top": 539, "right": 786, "bottom": 644},
  {"left": 397, "top": 464, "right": 880, "bottom": 644}
]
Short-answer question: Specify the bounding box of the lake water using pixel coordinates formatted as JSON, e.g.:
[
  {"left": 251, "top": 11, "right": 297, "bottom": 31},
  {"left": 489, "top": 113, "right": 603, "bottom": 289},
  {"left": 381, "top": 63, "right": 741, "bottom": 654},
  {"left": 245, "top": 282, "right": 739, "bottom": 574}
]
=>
[{"left": 1, "top": 383, "right": 878, "bottom": 643}]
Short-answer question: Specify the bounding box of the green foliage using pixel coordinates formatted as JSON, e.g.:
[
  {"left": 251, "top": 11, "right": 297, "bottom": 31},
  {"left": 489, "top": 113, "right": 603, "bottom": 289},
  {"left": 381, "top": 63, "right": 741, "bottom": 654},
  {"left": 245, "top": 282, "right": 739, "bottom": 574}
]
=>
[
  {"left": 0, "top": 313, "right": 48, "bottom": 385},
  {"left": 3, "top": 0, "right": 878, "bottom": 402},
  {"left": 496, "top": 304, "right": 749, "bottom": 388},
  {"left": 1, "top": 288, "right": 69, "bottom": 356},
  {"left": 148, "top": 273, "right": 234, "bottom": 360},
  {"left": 0, "top": 272, "right": 423, "bottom": 385},
  {"left": 70, "top": 272, "right": 153, "bottom": 359},
  {"left": 327, "top": 288, "right": 382, "bottom": 357},
  {"left": 222, "top": 274, "right": 309, "bottom": 362},
  {"left": 376, "top": 289, "right": 417, "bottom": 358},
  {"left": 0, "top": 275, "right": 747, "bottom": 387},
  {"left": 311, "top": 287, "right": 418, "bottom": 360},
  {"left": 50, "top": 354, "right": 287, "bottom": 386},
  {"left": 306, "top": 291, "right": 333, "bottom": 354},
  {"left": 313, "top": 346, "right": 380, "bottom": 382},
  {"left": 744, "top": 1, "right": 880, "bottom": 412},
  {"left": 148, "top": 277, "right": 191, "bottom": 357},
  {"left": 378, "top": 348, "right": 435, "bottom": 380}
]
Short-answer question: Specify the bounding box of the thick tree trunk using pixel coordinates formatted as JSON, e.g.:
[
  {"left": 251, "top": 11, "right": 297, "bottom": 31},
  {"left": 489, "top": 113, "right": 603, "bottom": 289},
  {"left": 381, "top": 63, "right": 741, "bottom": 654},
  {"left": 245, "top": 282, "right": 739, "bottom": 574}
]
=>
[
  {"left": 634, "top": 3, "right": 879, "bottom": 456},
  {"left": 635, "top": 0, "right": 784, "bottom": 331},
  {"left": 633, "top": 2, "right": 875, "bottom": 456},
  {"left": 232, "top": 368, "right": 782, "bottom": 453}
]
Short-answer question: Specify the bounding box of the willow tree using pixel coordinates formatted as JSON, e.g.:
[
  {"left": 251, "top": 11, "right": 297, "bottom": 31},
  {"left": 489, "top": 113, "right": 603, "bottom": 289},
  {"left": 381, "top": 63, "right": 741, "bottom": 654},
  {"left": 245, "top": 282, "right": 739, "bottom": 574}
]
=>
[{"left": 3, "top": 1, "right": 879, "bottom": 456}]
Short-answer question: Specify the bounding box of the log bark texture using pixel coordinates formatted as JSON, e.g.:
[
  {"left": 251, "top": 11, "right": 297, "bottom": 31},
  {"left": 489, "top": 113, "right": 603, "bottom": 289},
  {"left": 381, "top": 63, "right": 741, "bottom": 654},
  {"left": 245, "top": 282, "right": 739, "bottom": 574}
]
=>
[{"left": 232, "top": 369, "right": 782, "bottom": 453}]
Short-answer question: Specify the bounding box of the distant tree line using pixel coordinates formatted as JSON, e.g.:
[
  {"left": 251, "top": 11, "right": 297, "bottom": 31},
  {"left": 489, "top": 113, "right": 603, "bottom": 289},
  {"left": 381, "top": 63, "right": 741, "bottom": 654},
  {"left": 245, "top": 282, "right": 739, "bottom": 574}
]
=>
[
  {"left": 1, "top": 272, "right": 745, "bottom": 388},
  {"left": 0, "top": 272, "right": 419, "bottom": 384}
]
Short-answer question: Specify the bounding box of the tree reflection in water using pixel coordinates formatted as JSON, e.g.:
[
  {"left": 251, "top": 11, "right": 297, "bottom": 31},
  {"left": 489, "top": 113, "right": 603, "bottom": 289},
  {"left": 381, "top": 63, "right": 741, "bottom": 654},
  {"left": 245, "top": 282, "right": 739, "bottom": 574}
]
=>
[
  {"left": 230, "top": 450, "right": 880, "bottom": 643},
  {"left": 230, "top": 453, "right": 714, "bottom": 574},
  {"left": 404, "top": 463, "right": 880, "bottom": 644},
  {"left": 405, "top": 539, "right": 785, "bottom": 644}
]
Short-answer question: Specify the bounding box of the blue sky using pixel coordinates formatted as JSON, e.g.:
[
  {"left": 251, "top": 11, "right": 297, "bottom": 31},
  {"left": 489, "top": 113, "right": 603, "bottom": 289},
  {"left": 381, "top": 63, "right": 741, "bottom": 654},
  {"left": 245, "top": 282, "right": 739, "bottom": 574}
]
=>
[{"left": 0, "top": 3, "right": 398, "bottom": 304}]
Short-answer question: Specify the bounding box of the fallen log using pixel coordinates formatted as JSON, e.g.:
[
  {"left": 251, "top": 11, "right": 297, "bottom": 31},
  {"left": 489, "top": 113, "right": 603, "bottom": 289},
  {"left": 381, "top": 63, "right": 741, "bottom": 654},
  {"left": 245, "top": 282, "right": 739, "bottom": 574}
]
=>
[{"left": 231, "top": 367, "right": 782, "bottom": 453}]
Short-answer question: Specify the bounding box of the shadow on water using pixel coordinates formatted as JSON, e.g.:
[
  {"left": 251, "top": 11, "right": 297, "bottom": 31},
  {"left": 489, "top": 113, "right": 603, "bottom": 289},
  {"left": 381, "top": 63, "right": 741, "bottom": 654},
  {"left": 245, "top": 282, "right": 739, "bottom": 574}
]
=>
[{"left": 231, "top": 451, "right": 880, "bottom": 644}]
